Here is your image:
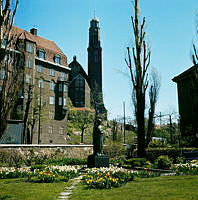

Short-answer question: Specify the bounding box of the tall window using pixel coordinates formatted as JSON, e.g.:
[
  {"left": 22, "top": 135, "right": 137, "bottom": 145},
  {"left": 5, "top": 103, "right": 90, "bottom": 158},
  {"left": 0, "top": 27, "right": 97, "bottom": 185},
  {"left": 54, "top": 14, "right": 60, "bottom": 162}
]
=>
[
  {"left": 60, "top": 72, "right": 66, "bottom": 81},
  {"left": 27, "top": 59, "right": 33, "bottom": 68},
  {"left": 0, "top": 69, "right": 5, "bottom": 79},
  {"left": 18, "top": 89, "right": 23, "bottom": 98},
  {"left": 2, "top": 38, "right": 8, "bottom": 47},
  {"left": 50, "top": 81, "right": 55, "bottom": 91},
  {"left": 58, "top": 83, "right": 62, "bottom": 92},
  {"left": 58, "top": 97, "right": 62, "bottom": 106},
  {"left": 50, "top": 68, "right": 55, "bottom": 77},
  {"left": 37, "top": 64, "right": 43, "bottom": 73},
  {"left": 38, "top": 79, "right": 44, "bottom": 88},
  {"left": 38, "top": 49, "right": 45, "bottom": 59},
  {"left": 49, "top": 110, "right": 54, "bottom": 119},
  {"left": 48, "top": 125, "right": 53, "bottom": 134},
  {"left": 26, "top": 43, "right": 34, "bottom": 53},
  {"left": 49, "top": 96, "right": 54, "bottom": 105},
  {"left": 26, "top": 74, "right": 32, "bottom": 84},
  {"left": 59, "top": 127, "right": 64, "bottom": 135},
  {"left": 54, "top": 55, "right": 61, "bottom": 64}
]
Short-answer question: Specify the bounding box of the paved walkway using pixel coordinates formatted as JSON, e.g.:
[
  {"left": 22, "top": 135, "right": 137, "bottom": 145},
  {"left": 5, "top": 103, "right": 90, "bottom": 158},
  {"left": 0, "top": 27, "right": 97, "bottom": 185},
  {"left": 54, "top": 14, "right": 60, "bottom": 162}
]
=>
[{"left": 58, "top": 175, "right": 82, "bottom": 200}]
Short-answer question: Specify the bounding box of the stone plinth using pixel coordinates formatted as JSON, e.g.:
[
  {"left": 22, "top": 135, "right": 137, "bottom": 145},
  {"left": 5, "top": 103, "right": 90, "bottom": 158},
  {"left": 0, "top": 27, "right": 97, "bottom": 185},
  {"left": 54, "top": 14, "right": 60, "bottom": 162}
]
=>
[{"left": 87, "top": 154, "right": 109, "bottom": 168}]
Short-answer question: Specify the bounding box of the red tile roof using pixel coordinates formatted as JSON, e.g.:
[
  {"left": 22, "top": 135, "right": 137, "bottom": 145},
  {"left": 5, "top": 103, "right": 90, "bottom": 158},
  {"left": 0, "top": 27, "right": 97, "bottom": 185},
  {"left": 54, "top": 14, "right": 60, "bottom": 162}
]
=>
[{"left": 12, "top": 26, "right": 67, "bottom": 66}]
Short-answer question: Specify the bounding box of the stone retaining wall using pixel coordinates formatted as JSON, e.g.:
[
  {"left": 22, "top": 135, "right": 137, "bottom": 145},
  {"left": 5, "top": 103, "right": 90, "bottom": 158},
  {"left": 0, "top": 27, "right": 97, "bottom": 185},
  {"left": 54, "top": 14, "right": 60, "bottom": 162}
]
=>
[{"left": 0, "top": 144, "right": 93, "bottom": 160}]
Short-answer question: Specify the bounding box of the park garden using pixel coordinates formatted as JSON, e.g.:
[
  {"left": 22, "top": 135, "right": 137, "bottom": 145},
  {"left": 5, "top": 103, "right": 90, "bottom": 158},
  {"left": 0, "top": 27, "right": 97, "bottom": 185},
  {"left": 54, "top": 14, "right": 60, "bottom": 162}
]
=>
[{"left": 0, "top": 147, "right": 198, "bottom": 200}]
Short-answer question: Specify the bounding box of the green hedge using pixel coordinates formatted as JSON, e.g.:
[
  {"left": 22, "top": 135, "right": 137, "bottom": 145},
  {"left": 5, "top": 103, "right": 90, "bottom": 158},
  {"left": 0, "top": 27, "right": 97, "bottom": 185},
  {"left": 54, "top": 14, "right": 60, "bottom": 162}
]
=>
[{"left": 146, "top": 148, "right": 198, "bottom": 163}]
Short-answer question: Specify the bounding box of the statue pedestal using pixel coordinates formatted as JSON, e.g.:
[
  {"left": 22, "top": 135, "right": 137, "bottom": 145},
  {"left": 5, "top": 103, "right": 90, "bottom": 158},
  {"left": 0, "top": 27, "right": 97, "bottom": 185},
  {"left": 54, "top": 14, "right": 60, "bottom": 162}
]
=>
[{"left": 87, "top": 154, "right": 109, "bottom": 168}]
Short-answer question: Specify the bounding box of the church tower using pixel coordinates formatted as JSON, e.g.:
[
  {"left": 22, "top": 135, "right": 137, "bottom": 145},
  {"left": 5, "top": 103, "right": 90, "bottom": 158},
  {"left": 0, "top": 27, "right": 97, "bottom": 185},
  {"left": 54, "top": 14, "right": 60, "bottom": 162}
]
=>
[
  {"left": 87, "top": 18, "right": 106, "bottom": 114},
  {"left": 88, "top": 18, "right": 102, "bottom": 93}
]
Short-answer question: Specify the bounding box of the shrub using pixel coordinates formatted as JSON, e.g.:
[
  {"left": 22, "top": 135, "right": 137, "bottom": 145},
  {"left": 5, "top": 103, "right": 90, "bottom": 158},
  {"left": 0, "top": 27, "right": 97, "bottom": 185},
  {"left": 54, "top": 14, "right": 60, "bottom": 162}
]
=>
[
  {"left": 148, "top": 141, "right": 169, "bottom": 148},
  {"left": 110, "top": 156, "right": 126, "bottom": 167},
  {"left": 146, "top": 148, "right": 198, "bottom": 163},
  {"left": 125, "top": 158, "right": 147, "bottom": 168},
  {"left": 155, "top": 155, "right": 172, "bottom": 169},
  {"left": 30, "top": 164, "right": 46, "bottom": 171}
]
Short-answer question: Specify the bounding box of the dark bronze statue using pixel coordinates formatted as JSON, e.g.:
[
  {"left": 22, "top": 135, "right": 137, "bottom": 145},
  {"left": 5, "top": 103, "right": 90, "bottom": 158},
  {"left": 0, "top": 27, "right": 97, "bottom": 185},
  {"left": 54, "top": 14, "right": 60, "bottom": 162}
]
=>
[{"left": 93, "top": 118, "right": 104, "bottom": 155}]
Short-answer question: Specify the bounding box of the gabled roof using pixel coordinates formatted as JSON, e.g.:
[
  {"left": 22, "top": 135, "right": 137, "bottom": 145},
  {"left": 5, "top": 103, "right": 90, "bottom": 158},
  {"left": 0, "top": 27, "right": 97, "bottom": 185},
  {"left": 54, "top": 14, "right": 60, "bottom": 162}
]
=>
[
  {"left": 69, "top": 56, "right": 89, "bottom": 83},
  {"left": 13, "top": 26, "right": 65, "bottom": 56},
  {"left": 172, "top": 65, "right": 198, "bottom": 82}
]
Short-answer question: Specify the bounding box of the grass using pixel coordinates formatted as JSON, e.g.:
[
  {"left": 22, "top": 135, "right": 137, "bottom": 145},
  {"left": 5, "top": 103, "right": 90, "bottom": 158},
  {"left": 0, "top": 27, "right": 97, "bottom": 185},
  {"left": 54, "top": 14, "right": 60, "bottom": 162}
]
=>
[
  {"left": 0, "top": 178, "right": 67, "bottom": 200},
  {"left": 71, "top": 175, "right": 198, "bottom": 200}
]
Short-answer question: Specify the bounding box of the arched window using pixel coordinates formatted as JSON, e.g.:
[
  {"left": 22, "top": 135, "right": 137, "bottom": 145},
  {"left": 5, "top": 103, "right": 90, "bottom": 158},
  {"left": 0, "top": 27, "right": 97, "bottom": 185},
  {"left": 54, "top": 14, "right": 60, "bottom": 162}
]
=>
[
  {"left": 54, "top": 54, "right": 61, "bottom": 64},
  {"left": 50, "top": 80, "right": 55, "bottom": 91},
  {"left": 38, "top": 49, "right": 46, "bottom": 59}
]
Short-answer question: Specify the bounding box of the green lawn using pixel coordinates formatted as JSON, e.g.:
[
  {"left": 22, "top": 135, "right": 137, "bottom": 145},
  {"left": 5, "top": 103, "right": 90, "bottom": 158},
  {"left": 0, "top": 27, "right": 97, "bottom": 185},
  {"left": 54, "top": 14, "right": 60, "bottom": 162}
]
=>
[
  {"left": 0, "top": 178, "right": 67, "bottom": 200},
  {"left": 71, "top": 175, "right": 198, "bottom": 200}
]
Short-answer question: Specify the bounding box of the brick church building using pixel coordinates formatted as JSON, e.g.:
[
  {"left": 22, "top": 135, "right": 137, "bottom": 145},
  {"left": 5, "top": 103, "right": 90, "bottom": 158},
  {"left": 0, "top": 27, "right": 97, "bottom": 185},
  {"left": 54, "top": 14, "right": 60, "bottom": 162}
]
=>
[{"left": 68, "top": 17, "right": 106, "bottom": 114}]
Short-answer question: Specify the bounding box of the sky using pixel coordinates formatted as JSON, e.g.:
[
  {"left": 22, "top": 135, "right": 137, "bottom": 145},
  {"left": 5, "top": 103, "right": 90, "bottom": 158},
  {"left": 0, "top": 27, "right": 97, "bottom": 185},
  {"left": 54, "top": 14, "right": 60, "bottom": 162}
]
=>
[{"left": 14, "top": 0, "right": 198, "bottom": 121}]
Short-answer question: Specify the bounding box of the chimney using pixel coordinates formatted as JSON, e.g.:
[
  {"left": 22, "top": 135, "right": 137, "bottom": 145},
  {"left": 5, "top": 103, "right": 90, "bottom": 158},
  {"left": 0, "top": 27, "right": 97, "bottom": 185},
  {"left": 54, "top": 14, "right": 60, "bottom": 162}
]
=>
[{"left": 30, "top": 28, "right": 37, "bottom": 36}]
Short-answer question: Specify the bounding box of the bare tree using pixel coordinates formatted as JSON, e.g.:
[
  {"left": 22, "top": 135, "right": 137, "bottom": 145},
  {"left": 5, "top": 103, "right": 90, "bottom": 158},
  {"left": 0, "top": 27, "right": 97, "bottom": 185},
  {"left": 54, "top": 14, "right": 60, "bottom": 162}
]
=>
[
  {"left": 145, "top": 69, "right": 160, "bottom": 147},
  {"left": 125, "top": 0, "right": 151, "bottom": 157},
  {"left": 0, "top": 0, "right": 21, "bottom": 139}
]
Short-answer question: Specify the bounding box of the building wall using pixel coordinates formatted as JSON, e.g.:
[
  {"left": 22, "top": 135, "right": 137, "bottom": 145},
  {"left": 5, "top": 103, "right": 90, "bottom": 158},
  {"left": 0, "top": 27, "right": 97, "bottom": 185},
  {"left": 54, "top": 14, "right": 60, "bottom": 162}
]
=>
[
  {"left": 19, "top": 32, "right": 70, "bottom": 144},
  {"left": 177, "top": 77, "right": 198, "bottom": 138}
]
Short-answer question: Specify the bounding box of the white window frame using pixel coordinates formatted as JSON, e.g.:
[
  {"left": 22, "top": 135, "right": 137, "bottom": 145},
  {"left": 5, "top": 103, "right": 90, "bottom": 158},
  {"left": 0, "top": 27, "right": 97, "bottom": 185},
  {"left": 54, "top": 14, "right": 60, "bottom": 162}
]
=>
[
  {"left": 48, "top": 125, "right": 53, "bottom": 134},
  {"left": 38, "top": 79, "right": 44, "bottom": 88},
  {"left": 49, "top": 110, "right": 54, "bottom": 120},
  {"left": 59, "top": 127, "right": 64, "bottom": 135},
  {"left": 49, "top": 96, "right": 54, "bottom": 105},
  {"left": 26, "top": 74, "right": 32, "bottom": 84},
  {"left": 50, "top": 68, "right": 56, "bottom": 77},
  {"left": 50, "top": 81, "right": 55, "bottom": 91}
]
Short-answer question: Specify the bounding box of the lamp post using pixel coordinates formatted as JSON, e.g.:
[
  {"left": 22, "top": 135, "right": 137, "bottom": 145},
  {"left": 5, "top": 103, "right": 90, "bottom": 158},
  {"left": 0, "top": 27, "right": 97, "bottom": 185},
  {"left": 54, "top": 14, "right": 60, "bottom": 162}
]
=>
[{"left": 123, "top": 101, "right": 126, "bottom": 144}]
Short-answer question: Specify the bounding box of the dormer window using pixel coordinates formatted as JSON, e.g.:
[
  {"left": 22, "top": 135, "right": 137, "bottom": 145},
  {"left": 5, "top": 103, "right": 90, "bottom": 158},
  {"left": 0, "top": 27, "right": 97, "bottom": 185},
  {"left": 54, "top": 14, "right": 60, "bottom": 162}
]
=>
[
  {"left": 38, "top": 49, "right": 45, "bottom": 59},
  {"left": 54, "top": 55, "right": 61, "bottom": 64}
]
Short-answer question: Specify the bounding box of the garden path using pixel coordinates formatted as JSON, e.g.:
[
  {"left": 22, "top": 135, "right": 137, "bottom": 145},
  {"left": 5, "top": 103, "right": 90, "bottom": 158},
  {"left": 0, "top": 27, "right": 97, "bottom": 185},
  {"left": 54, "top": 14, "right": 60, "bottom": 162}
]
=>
[{"left": 58, "top": 175, "right": 82, "bottom": 200}]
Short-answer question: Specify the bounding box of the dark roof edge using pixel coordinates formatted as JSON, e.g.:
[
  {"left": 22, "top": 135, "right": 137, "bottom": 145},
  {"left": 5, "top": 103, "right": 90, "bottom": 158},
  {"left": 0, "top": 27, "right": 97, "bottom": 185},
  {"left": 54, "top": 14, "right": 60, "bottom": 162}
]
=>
[{"left": 172, "top": 65, "right": 197, "bottom": 82}]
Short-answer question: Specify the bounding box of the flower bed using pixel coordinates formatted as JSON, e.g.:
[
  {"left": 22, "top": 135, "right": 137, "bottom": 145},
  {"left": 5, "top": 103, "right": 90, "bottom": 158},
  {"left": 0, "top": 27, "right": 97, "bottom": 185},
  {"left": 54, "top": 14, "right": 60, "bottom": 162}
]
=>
[
  {"left": 82, "top": 166, "right": 135, "bottom": 189},
  {"left": 173, "top": 160, "right": 198, "bottom": 175},
  {"left": 0, "top": 165, "right": 80, "bottom": 183}
]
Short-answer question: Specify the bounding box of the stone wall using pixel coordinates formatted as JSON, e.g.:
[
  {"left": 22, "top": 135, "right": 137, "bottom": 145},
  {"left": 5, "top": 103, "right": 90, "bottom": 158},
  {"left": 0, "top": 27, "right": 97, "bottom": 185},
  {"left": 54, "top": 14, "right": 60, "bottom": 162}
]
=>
[{"left": 0, "top": 144, "right": 93, "bottom": 160}]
